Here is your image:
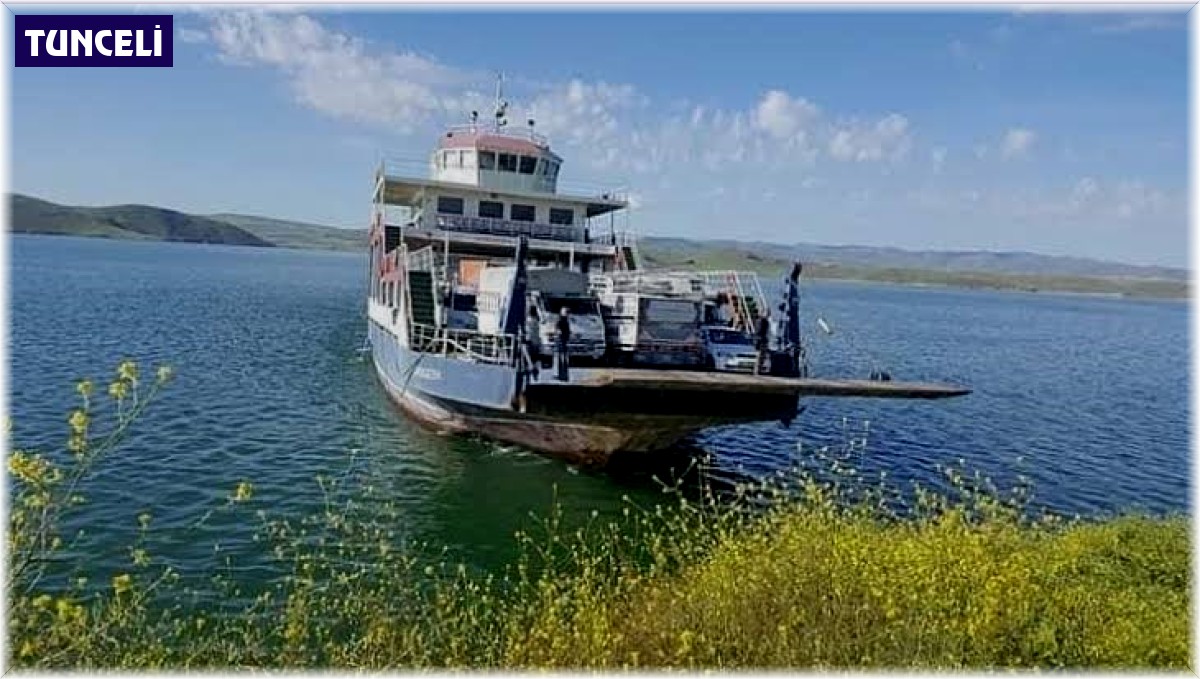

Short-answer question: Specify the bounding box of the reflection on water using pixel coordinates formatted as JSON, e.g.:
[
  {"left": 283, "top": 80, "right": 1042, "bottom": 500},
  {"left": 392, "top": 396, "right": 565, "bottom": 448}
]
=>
[{"left": 9, "top": 235, "right": 1189, "bottom": 588}]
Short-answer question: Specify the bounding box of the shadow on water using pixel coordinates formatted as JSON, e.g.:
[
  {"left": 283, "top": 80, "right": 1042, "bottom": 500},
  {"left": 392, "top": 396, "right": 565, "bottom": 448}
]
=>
[
  {"left": 11, "top": 237, "right": 1188, "bottom": 599},
  {"left": 604, "top": 443, "right": 745, "bottom": 500}
]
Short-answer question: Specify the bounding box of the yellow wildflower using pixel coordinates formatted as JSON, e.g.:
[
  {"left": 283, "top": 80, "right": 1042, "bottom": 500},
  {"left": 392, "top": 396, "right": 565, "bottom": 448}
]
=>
[
  {"left": 76, "top": 379, "right": 93, "bottom": 398},
  {"left": 68, "top": 409, "right": 89, "bottom": 435},
  {"left": 68, "top": 434, "right": 87, "bottom": 457},
  {"left": 108, "top": 381, "right": 128, "bottom": 400},
  {"left": 54, "top": 597, "right": 80, "bottom": 622},
  {"left": 117, "top": 360, "right": 138, "bottom": 383},
  {"left": 32, "top": 594, "right": 52, "bottom": 610},
  {"left": 112, "top": 573, "right": 133, "bottom": 594},
  {"left": 131, "top": 548, "right": 149, "bottom": 567},
  {"left": 156, "top": 365, "right": 174, "bottom": 383},
  {"left": 232, "top": 481, "right": 253, "bottom": 503},
  {"left": 9, "top": 452, "right": 55, "bottom": 486}
]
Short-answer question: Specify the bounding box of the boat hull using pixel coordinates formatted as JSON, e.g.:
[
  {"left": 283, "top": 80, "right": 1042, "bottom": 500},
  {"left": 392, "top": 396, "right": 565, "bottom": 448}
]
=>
[
  {"left": 368, "top": 319, "right": 757, "bottom": 465},
  {"left": 368, "top": 320, "right": 968, "bottom": 466}
]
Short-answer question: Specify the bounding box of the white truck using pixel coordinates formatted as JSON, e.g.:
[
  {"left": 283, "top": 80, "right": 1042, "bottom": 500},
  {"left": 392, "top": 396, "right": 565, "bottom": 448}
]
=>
[
  {"left": 590, "top": 272, "right": 706, "bottom": 367},
  {"left": 476, "top": 265, "right": 607, "bottom": 363}
]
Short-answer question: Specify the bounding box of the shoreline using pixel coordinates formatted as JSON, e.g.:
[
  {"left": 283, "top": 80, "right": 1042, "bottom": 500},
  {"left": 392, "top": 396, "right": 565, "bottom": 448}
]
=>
[
  {"left": 793, "top": 271, "right": 1188, "bottom": 302},
  {"left": 11, "top": 230, "right": 1187, "bottom": 302}
]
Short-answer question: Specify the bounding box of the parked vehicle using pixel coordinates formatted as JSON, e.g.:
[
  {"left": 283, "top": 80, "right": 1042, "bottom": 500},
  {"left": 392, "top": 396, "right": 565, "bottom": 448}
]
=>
[
  {"left": 477, "top": 266, "right": 606, "bottom": 362},
  {"left": 701, "top": 325, "right": 759, "bottom": 373},
  {"left": 592, "top": 272, "right": 705, "bottom": 367}
]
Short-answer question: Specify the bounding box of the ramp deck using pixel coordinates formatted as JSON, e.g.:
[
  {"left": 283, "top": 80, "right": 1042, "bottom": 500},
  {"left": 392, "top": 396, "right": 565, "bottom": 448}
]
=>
[{"left": 539, "top": 368, "right": 970, "bottom": 400}]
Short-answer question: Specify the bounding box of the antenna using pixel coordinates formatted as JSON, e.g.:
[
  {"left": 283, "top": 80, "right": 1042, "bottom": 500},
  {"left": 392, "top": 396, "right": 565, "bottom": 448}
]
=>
[{"left": 493, "top": 72, "right": 508, "bottom": 130}]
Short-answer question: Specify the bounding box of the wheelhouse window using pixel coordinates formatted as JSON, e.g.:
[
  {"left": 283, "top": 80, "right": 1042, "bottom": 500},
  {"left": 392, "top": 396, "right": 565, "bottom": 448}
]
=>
[
  {"left": 549, "top": 208, "right": 574, "bottom": 226},
  {"left": 479, "top": 151, "right": 496, "bottom": 170},
  {"left": 437, "top": 196, "right": 464, "bottom": 215},
  {"left": 462, "top": 150, "right": 476, "bottom": 168},
  {"left": 479, "top": 201, "right": 504, "bottom": 219},
  {"left": 498, "top": 153, "right": 518, "bottom": 173},
  {"left": 519, "top": 155, "right": 537, "bottom": 175},
  {"left": 510, "top": 204, "right": 536, "bottom": 222}
]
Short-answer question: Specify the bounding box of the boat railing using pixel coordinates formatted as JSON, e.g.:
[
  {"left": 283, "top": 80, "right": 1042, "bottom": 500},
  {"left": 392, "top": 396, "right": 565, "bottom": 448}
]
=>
[
  {"left": 378, "top": 156, "right": 435, "bottom": 182},
  {"left": 376, "top": 156, "right": 631, "bottom": 204},
  {"left": 432, "top": 213, "right": 585, "bottom": 243},
  {"left": 405, "top": 245, "right": 439, "bottom": 272},
  {"left": 591, "top": 271, "right": 706, "bottom": 297},
  {"left": 409, "top": 322, "right": 516, "bottom": 365},
  {"left": 694, "top": 270, "right": 769, "bottom": 303},
  {"left": 692, "top": 270, "right": 769, "bottom": 332},
  {"left": 442, "top": 123, "right": 550, "bottom": 146},
  {"left": 556, "top": 181, "right": 633, "bottom": 204}
]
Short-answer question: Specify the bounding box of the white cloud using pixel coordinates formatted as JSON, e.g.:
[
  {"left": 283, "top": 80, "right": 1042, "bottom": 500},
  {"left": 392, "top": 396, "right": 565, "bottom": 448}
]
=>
[
  {"left": 1091, "top": 14, "right": 1185, "bottom": 34},
  {"left": 177, "top": 27, "right": 208, "bottom": 44},
  {"left": 205, "top": 12, "right": 478, "bottom": 133},
  {"left": 828, "top": 113, "right": 912, "bottom": 163},
  {"left": 194, "top": 12, "right": 916, "bottom": 178},
  {"left": 1000, "top": 127, "right": 1036, "bottom": 159},
  {"left": 931, "top": 147, "right": 947, "bottom": 173},
  {"left": 192, "top": 11, "right": 918, "bottom": 189},
  {"left": 1111, "top": 180, "right": 1170, "bottom": 219},
  {"left": 752, "top": 90, "right": 820, "bottom": 142},
  {"left": 1069, "top": 176, "right": 1100, "bottom": 206},
  {"left": 523, "top": 79, "right": 643, "bottom": 155},
  {"left": 914, "top": 176, "right": 1177, "bottom": 224}
]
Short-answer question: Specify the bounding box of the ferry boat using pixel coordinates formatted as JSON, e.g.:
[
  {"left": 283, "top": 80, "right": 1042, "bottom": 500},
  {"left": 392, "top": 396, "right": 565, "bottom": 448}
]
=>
[{"left": 365, "top": 87, "right": 968, "bottom": 466}]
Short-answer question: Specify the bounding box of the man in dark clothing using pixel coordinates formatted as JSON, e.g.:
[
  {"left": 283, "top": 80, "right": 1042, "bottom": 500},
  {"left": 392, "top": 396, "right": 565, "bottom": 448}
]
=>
[
  {"left": 755, "top": 312, "right": 771, "bottom": 375},
  {"left": 526, "top": 306, "right": 543, "bottom": 368},
  {"left": 556, "top": 307, "right": 571, "bottom": 381}
]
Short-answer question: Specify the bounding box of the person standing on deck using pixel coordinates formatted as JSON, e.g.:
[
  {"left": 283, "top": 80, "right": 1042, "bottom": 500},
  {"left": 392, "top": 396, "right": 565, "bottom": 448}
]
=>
[
  {"left": 713, "top": 292, "right": 731, "bottom": 326},
  {"left": 755, "top": 311, "right": 771, "bottom": 375},
  {"left": 526, "top": 306, "right": 543, "bottom": 369},
  {"left": 556, "top": 307, "right": 572, "bottom": 381}
]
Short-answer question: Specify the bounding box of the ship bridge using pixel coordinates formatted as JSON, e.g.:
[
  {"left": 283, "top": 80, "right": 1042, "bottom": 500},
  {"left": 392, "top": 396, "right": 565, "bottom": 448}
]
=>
[{"left": 372, "top": 117, "right": 636, "bottom": 275}]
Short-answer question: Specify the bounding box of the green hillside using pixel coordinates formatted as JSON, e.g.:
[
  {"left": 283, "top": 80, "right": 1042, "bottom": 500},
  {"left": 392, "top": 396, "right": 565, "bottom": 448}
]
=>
[
  {"left": 210, "top": 213, "right": 364, "bottom": 252},
  {"left": 8, "top": 193, "right": 1185, "bottom": 299},
  {"left": 9, "top": 194, "right": 272, "bottom": 247},
  {"left": 638, "top": 239, "right": 1188, "bottom": 300}
]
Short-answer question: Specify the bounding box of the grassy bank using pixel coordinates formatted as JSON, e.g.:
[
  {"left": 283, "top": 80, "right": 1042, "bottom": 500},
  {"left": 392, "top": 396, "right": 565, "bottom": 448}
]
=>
[
  {"left": 639, "top": 242, "right": 1189, "bottom": 300},
  {"left": 8, "top": 363, "right": 1191, "bottom": 669}
]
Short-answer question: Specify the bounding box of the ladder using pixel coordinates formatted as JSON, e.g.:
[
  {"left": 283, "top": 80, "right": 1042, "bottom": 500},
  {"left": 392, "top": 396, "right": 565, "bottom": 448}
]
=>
[
  {"left": 725, "top": 272, "right": 757, "bottom": 333},
  {"left": 407, "top": 270, "right": 437, "bottom": 326},
  {"left": 614, "top": 230, "right": 640, "bottom": 271}
]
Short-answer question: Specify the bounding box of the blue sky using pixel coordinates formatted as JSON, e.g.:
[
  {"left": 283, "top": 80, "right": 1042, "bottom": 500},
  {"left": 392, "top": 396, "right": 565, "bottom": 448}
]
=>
[{"left": 9, "top": 7, "right": 1190, "bottom": 266}]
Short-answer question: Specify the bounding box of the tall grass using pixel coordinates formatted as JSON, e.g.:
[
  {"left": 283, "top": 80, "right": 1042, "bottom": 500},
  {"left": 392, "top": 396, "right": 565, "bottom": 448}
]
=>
[{"left": 6, "top": 362, "right": 1191, "bottom": 669}]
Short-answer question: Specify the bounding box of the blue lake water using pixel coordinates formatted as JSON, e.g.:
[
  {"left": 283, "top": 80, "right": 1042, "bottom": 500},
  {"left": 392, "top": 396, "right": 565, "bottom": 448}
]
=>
[{"left": 8, "top": 234, "right": 1190, "bottom": 585}]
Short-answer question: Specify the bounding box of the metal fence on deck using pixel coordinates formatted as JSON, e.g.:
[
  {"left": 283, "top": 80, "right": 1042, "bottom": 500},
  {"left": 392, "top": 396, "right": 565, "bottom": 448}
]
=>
[
  {"left": 375, "top": 156, "right": 632, "bottom": 203},
  {"left": 409, "top": 322, "right": 515, "bottom": 365}
]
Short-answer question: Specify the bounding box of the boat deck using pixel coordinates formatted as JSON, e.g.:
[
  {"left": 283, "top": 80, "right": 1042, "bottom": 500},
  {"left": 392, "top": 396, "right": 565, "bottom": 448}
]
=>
[{"left": 536, "top": 368, "right": 970, "bottom": 399}]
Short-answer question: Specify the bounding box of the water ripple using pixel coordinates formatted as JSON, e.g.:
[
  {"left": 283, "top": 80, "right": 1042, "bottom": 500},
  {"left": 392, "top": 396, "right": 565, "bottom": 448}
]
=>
[{"left": 9, "top": 235, "right": 1190, "bottom": 584}]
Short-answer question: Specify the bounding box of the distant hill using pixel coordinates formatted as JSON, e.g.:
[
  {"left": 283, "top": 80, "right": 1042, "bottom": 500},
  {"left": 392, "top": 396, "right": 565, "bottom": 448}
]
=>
[
  {"left": 209, "top": 213, "right": 363, "bottom": 252},
  {"left": 9, "top": 193, "right": 273, "bottom": 247},
  {"left": 7, "top": 193, "right": 1185, "bottom": 299},
  {"left": 638, "top": 238, "right": 1187, "bottom": 299},
  {"left": 641, "top": 237, "right": 1187, "bottom": 282}
]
